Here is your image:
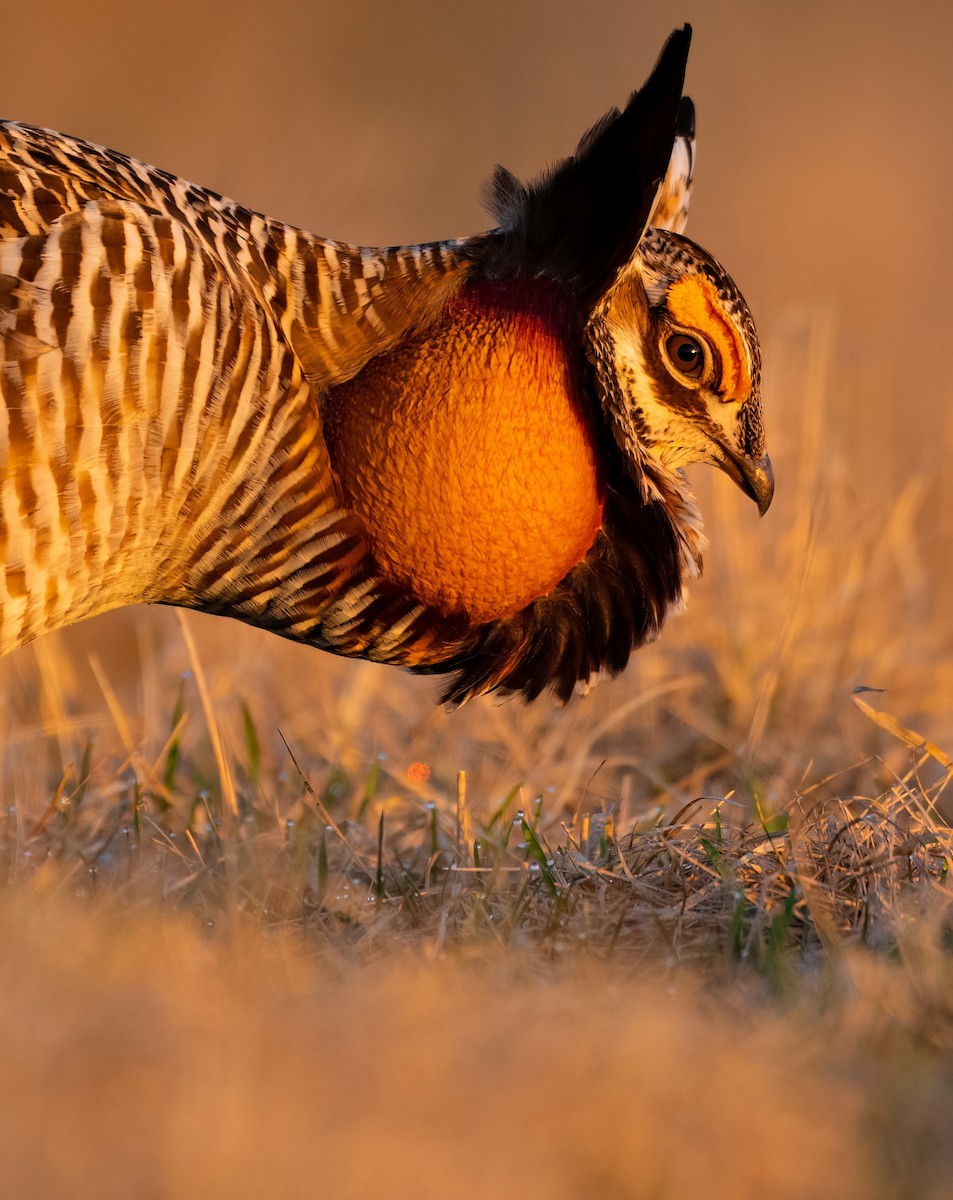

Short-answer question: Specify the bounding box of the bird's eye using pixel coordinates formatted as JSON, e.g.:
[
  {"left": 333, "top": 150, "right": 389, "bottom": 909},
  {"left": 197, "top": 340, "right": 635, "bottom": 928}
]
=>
[{"left": 665, "top": 333, "right": 705, "bottom": 379}]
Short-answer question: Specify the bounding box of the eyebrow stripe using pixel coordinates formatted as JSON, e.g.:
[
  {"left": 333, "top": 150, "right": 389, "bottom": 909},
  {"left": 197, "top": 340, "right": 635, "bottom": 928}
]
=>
[{"left": 665, "top": 273, "right": 750, "bottom": 401}]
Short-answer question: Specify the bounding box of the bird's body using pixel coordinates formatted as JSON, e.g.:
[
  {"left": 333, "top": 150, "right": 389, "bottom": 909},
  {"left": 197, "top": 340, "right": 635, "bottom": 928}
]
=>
[{"left": 0, "top": 27, "right": 771, "bottom": 703}]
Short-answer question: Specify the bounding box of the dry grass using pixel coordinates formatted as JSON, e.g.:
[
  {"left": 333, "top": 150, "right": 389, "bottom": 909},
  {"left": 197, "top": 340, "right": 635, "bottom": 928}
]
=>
[
  {"left": 0, "top": 314, "right": 952, "bottom": 1197},
  {"left": 5, "top": 892, "right": 953, "bottom": 1200},
  {"left": 5, "top": 698, "right": 952, "bottom": 973}
]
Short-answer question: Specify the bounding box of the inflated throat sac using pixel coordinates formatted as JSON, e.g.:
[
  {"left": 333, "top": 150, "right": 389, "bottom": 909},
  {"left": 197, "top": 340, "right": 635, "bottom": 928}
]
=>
[{"left": 323, "top": 283, "right": 605, "bottom": 622}]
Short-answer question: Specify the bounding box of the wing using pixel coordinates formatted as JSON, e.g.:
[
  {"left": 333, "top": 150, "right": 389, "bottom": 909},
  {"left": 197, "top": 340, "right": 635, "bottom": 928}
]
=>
[
  {"left": 648, "top": 97, "right": 695, "bottom": 234},
  {"left": 0, "top": 121, "right": 472, "bottom": 394}
]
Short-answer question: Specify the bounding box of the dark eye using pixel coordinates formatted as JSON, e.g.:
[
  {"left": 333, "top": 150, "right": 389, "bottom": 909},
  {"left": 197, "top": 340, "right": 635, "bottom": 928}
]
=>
[{"left": 665, "top": 334, "right": 705, "bottom": 379}]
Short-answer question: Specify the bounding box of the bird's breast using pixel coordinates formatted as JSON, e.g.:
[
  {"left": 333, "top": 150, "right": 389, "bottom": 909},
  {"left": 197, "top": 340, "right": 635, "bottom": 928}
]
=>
[{"left": 322, "top": 281, "right": 605, "bottom": 622}]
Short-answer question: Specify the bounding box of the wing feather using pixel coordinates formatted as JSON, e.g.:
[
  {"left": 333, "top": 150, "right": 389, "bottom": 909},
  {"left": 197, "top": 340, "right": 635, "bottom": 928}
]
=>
[{"left": 0, "top": 121, "right": 472, "bottom": 392}]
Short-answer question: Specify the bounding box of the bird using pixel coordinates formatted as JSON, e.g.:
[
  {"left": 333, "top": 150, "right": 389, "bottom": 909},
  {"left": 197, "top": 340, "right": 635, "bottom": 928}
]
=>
[{"left": 0, "top": 25, "right": 771, "bottom": 705}]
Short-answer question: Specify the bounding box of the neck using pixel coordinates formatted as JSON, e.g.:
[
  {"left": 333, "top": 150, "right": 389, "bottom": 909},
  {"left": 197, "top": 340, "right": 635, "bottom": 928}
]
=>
[
  {"left": 585, "top": 307, "right": 704, "bottom": 580},
  {"left": 416, "top": 470, "right": 691, "bottom": 704}
]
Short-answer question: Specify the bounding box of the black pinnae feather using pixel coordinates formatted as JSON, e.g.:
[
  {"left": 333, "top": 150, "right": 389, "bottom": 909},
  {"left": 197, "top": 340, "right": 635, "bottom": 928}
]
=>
[
  {"left": 472, "top": 25, "right": 691, "bottom": 306},
  {"left": 676, "top": 96, "right": 695, "bottom": 140}
]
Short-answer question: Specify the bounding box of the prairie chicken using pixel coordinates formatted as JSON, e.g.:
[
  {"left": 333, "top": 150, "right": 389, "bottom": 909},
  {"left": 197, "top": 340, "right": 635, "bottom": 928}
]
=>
[{"left": 0, "top": 25, "right": 771, "bottom": 704}]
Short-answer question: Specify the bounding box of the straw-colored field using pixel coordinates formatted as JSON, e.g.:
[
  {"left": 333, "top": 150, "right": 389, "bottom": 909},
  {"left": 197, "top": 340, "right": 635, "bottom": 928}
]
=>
[{"left": 2, "top": 2, "right": 952, "bottom": 1197}]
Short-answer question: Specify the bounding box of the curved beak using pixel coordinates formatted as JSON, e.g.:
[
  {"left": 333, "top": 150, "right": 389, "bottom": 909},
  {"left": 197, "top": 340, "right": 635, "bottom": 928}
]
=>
[
  {"left": 742, "top": 452, "right": 774, "bottom": 516},
  {"left": 715, "top": 448, "right": 775, "bottom": 516}
]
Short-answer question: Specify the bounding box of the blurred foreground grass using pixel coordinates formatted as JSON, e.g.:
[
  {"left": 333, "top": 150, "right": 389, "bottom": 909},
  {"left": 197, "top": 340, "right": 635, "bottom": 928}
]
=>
[
  {"left": 3, "top": 892, "right": 953, "bottom": 1200},
  {"left": 2, "top": 318, "right": 953, "bottom": 1198}
]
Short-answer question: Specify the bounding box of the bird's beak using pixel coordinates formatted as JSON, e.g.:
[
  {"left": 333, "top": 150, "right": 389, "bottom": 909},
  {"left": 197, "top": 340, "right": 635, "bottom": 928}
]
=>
[
  {"left": 741, "top": 452, "right": 774, "bottom": 516},
  {"left": 714, "top": 447, "right": 775, "bottom": 516}
]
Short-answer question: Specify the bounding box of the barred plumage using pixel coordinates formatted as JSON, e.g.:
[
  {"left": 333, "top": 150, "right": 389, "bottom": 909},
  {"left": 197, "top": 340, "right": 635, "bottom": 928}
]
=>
[{"left": 0, "top": 26, "right": 772, "bottom": 703}]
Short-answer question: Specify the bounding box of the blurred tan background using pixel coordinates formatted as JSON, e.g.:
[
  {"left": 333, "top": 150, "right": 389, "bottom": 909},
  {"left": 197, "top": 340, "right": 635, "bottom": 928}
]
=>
[{"left": 0, "top": 0, "right": 949, "bottom": 812}]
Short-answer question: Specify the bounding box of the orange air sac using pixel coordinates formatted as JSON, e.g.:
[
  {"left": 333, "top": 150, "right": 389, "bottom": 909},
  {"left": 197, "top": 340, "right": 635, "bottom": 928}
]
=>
[{"left": 323, "top": 282, "right": 605, "bottom": 622}]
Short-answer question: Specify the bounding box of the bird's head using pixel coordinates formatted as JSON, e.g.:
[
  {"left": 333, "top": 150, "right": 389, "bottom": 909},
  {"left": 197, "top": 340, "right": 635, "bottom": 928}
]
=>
[{"left": 589, "top": 228, "right": 773, "bottom": 515}]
